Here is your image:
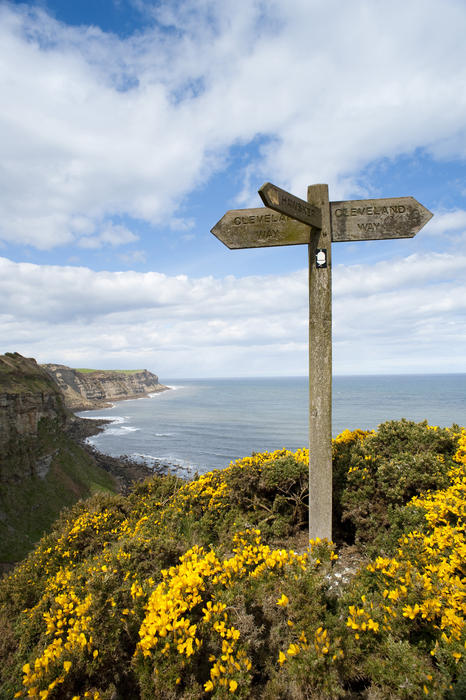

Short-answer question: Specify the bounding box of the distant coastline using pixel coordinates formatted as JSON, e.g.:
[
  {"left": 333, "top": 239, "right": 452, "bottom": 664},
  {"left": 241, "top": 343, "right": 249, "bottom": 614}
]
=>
[
  {"left": 42, "top": 363, "right": 170, "bottom": 411},
  {"left": 74, "top": 374, "right": 466, "bottom": 475}
]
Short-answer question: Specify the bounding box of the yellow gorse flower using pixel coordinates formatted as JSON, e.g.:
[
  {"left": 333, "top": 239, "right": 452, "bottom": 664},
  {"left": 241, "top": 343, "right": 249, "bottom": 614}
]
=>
[
  {"left": 135, "top": 528, "right": 308, "bottom": 693},
  {"left": 347, "top": 429, "right": 466, "bottom": 669}
]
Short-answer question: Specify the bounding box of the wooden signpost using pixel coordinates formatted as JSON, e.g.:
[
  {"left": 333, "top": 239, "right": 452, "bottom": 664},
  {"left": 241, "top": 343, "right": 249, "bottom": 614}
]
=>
[{"left": 211, "top": 183, "right": 433, "bottom": 541}]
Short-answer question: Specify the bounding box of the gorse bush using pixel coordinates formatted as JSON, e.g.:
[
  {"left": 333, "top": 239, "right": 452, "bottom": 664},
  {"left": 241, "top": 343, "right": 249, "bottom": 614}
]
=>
[
  {"left": 0, "top": 420, "right": 464, "bottom": 699},
  {"left": 334, "top": 420, "right": 458, "bottom": 549}
]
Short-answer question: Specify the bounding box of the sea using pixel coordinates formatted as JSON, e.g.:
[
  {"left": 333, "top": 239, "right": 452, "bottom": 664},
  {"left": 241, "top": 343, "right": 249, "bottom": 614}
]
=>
[{"left": 78, "top": 374, "right": 466, "bottom": 475}]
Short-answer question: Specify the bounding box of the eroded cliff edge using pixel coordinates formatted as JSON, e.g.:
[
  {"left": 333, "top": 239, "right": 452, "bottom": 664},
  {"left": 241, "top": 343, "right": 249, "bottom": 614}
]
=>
[
  {"left": 0, "top": 353, "right": 117, "bottom": 565},
  {"left": 42, "top": 364, "right": 169, "bottom": 410},
  {"left": 0, "top": 353, "right": 69, "bottom": 482}
]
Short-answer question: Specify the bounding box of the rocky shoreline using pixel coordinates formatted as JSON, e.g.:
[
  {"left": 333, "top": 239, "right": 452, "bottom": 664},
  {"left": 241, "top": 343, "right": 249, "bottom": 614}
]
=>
[
  {"left": 66, "top": 416, "right": 188, "bottom": 494},
  {"left": 66, "top": 387, "right": 170, "bottom": 412}
]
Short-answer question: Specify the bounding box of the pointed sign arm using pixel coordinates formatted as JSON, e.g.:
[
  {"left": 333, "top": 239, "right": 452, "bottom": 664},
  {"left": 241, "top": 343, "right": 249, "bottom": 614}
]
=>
[
  {"left": 330, "top": 197, "right": 433, "bottom": 241},
  {"left": 211, "top": 207, "right": 311, "bottom": 249},
  {"left": 258, "top": 182, "right": 322, "bottom": 229}
]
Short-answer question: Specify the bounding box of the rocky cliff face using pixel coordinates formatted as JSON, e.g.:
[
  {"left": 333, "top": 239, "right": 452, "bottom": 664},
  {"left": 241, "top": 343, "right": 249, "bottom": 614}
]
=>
[
  {"left": 0, "top": 353, "right": 117, "bottom": 564},
  {"left": 42, "top": 365, "right": 169, "bottom": 410},
  {"left": 0, "top": 353, "right": 69, "bottom": 483}
]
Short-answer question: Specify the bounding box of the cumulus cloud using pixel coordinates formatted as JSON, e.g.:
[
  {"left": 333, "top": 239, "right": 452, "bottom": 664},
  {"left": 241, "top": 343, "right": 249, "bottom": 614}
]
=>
[
  {"left": 424, "top": 209, "right": 466, "bottom": 235},
  {"left": 333, "top": 253, "right": 466, "bottom": 296},
  {"left": 77, "top": 223, "right": 139, "bottom": 249},
  {"left": 1, "top": 252, "right": 465, "bottom": 375},
  {"left": 0, "top": 256, "right": 307, "bottom": 323},
  {"left": 1, "top": 0, "right": 466, "bottom": 249}
]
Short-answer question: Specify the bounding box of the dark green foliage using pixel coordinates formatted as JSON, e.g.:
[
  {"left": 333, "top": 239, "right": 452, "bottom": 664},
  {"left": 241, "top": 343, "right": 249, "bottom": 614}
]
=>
[
  {"left": 333, "top": 420, "right": 458, "bottom": 551},
  {"left": 445, "top": 661, "right": 466, "bottom": 699},
  {"left": 0, "top": 421, "right": 117, "bottom": 562},
  {"left": 224, "top": 453, "right": 308, "bottom": 537},
  {"left": 367, "top": 419, "right": 458, "bottom": 458}
]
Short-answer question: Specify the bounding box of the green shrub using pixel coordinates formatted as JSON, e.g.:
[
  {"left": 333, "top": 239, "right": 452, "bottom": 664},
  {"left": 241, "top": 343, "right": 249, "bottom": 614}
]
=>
[{"left": 335, "top": 420, "right": 458, "bottom": 551}]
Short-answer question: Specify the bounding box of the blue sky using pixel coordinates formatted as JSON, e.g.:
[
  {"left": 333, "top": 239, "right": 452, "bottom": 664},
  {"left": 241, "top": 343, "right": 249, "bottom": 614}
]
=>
[{"left": 1, "top": 0, "right": 466, "bottom": 377}]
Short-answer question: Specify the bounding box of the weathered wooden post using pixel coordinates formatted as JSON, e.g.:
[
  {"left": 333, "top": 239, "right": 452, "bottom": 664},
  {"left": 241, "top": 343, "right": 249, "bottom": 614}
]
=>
[
  {"left": 307, "top": 185, "right": 332, "bottom": 540},
  {"left": 211, "top": 182, "right": 433, "bottom": 542}
]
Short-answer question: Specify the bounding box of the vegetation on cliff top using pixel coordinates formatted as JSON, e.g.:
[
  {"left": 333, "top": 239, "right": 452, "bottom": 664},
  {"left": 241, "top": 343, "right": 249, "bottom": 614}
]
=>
[
  {"left": 0, "top": 353, "right": 63, "bottom": 396},
  {"left": 73, "top": 369, "right": 144, "bottom": 375},
  {"left": 0, "top": 420, "right": 465, "bottom": 699}
]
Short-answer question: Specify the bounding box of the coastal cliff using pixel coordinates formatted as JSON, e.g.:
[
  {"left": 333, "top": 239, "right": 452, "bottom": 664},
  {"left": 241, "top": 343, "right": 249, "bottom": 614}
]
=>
[
  {"left": 42, "top": 364, "right": 169, "bottom": 410},
  {"left": 0, "top": 353, "right": 117, "bottom": 564},
  {"left": 0, "top": 353, "right": 69, "bottom": 483}
]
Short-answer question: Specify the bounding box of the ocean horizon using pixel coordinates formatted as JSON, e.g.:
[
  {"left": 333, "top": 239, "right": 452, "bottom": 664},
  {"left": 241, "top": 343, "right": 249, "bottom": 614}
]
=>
[{"left": 79, "top": 373, "right": 466, "bottom": 475}]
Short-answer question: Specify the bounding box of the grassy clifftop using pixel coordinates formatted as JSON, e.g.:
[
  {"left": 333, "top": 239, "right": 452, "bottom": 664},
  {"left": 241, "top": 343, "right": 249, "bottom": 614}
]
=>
[
  {"left": 1, "top": 420, "right": 465, "bottom": 699},
  {"left": 0, "top": 352, "right": 62, "bottom": 395},
  {"left": 74, "top": 369, "right": 144, "bottom": 374}
]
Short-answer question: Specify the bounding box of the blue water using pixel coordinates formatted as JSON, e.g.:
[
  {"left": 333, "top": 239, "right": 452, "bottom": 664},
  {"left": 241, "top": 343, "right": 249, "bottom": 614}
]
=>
[{"left": 78, "top": 375, "right": 466, "bottom": 474}]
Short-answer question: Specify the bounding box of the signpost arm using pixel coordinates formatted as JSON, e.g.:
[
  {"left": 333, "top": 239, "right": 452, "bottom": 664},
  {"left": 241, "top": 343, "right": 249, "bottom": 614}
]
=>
[{"left": 307, "top": 184, "right": 332, "bottom": 541}]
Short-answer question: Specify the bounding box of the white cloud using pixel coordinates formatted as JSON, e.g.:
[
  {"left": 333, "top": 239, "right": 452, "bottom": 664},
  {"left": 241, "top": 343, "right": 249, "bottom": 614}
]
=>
[
  {"left": 1, "top": 1, "right": 466, "bottom": 249},
  {"left": 0, "top": 256, "right": 307, "bottom": 323},
  {"left": 423, "top": 209, "right": 466, "bottom": 235},
  {"left": 77, "top": 223, "right": 139, "bottom": 249},
  {"left": 333, "top": 253, "right": 466, "bottom": 296},
  {"left": 118, "top": 249, "right": 147, "bottom": 265},
  {"left": 169, "top": 218, "right": 195, "bottom": 232},
  {"left": 1, "top": 251, "right": 465, "bottom": 376}
]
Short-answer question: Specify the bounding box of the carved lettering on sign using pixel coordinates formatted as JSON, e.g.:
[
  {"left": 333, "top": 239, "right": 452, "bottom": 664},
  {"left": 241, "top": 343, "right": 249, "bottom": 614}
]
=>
[
  {"left": 330, "top": 197, "right": 432, "bottom": 242},
  {"left": 258, "top": 182, "right": 322, "bottom": 228},
  {"left": 280, "top": 194, "right": 314, "bottom": 218},
  {"left": 358, "top": 222, "right": 382, "bottom": 233},
  {"left": 232, "top": 213, "right": 287, "bottom": 226},
  {"left": 259, "top": 229, "right": 280, "bottom": 239},
  {"left": 334, "top": 205, "right": 406, "bottom": 218}
]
